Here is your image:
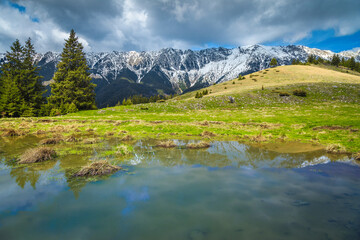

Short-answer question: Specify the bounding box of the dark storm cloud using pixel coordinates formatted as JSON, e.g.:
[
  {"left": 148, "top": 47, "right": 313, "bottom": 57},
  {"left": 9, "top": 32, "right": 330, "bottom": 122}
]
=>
[{"left": 1, "top": 0, "right": 359, "bottom": 52}]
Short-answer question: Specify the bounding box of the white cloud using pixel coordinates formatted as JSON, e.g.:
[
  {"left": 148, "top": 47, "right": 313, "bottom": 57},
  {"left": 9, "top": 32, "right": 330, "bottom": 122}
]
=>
[{"left": 0, "top": 0, "right": 359, "bottom": 52}]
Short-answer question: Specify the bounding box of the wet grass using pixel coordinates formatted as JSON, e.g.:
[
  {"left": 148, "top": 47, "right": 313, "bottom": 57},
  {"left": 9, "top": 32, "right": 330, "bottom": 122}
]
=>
[{"left": 0, "top": 65, "right": 359, "bottom": 152}]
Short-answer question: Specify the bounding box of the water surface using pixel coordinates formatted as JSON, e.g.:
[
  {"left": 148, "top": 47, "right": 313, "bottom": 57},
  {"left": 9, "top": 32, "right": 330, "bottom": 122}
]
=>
[{"left": 0, "top": 138, "right": 359, "bottom": 240}]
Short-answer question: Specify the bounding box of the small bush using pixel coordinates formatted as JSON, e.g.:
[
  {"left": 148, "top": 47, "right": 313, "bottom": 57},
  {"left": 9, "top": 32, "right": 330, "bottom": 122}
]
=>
[
  {"left": 19, "top": 147, "right": 57, "bottom": 164},
  {"left": 293, "top": 89, "right": 307, "bottom": 97},
  {"left": 156, "top": 99, "right": 165, "bottom": 103},
  {"left": 228, "top": 96, "right": 235, "bottom": 103},
  {"left": 279, "top": 92, "right": 290, "bottom": 97},
  {"left": 116, "top": 144, "right": 133, "bottom": 155}
]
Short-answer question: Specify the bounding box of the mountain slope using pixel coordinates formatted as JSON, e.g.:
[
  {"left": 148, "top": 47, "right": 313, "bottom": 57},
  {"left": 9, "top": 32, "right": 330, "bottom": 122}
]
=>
[
  {"left": 177, "top": 64, "right": 360, "bottom": 100},
  {"left": 1, "top": 45, "right": 359, "bottom": 107}
]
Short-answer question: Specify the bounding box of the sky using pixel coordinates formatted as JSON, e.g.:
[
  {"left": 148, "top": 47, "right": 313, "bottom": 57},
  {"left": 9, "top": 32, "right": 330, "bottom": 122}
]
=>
[{"left": 0, "top": 0, "right": 359, "bottom": 53}]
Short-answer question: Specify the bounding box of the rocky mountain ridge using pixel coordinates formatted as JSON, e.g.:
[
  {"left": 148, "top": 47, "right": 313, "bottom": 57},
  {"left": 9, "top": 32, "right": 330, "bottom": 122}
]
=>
[{"left": 1, "top": 45, "right": 359, "bottom": 107}]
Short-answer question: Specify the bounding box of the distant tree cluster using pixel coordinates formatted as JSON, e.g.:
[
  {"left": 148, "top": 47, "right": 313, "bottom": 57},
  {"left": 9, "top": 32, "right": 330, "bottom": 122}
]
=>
[
  {"left": 195, "top": 89, "right": 209, "bottom": 99},
  {"left": 116, "top": 94, "right": 176, "bottom": 106},
  {"left": 0, "top": 30, "right": 96, "bottom": 118},
  {"left": 292, "top": 54, "right": 360, "bottom": 73}
]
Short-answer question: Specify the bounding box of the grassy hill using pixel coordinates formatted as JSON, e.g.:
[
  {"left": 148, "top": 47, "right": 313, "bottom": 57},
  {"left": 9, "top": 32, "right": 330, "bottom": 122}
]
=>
[{"left": 1, "top": 65, "right": 360, "bottom": 154}]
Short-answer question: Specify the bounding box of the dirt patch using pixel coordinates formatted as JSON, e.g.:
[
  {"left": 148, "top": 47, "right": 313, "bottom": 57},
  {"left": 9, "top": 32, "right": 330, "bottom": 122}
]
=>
[
  {"left": 258, "top": 141, "right": 325, "bottom": 153},
  {"left": 313, "top": 126, "right": 352, "bottom": 131},
  {"left": 19, "top": 147, "right": 57, "bottom": 164},
  {"left": 73, "top": 160, "right": 121, "bottom": 177}
]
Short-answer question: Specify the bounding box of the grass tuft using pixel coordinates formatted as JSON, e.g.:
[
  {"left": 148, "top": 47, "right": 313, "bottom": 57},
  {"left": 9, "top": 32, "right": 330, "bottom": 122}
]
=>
[
  {"left": 157, "top": 140, "right": 177, "bottom": 148},
  {"left": 187, "top": 141, "right": 211, "bottom": 149},
  {"left": 73, "top": 160, "right": 121, "bottom": 177},
  {"left": 19, "top": 147, "right": 57, "bottom": 164}
]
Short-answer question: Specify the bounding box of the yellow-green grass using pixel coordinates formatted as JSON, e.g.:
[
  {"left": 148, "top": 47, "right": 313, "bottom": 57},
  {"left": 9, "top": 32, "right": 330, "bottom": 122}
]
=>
[
  {"left": 1, "top": 65, "right": 359, "bottom": 153},
  {"left": 177, "top": 65, "right": 360, "bottom": 100}
]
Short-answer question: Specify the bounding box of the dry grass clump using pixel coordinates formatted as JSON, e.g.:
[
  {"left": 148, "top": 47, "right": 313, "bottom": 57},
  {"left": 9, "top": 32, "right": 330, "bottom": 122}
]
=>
[
  {"left": 35, "top": 129, "right": 47, "bottom": 135},
  {"left": 19, "top": 147, "right": 57, "bottom": 164},
  {"left": 3, "top": 129, "right": 21, "bottom": 137},
  {"left": 83, "top": 138, "right": 99, "bottom": 144},
  {"left": 354, "top": 152, "right": 360, "bottom": 161},
  {"left": 40, "top": 137, "right": 63, "bottom": 145},
  {"left": 326, "top": 144, "right": 347, "bottom": 154},
  {"left": 121, "top": 135, "right": 133, "bottom": 141},
  {"left": 186, "top": 141, "right": 211, "bottom": 149},
  {"left": 73, "top": 160, "right": 121, "bottom": 177},
  {"left": 65, "top": 134, "right": 80, "bottom": 142},
  {"left": 250, "top": 134, "right": 267, "bottom": 142},
  {"left": 49, "top": 125, "right": 68, "bottom": 133},
  {"left": 157, "top": 140, "right": 177, "bottom": 148},
  {"left": 201, "top": 130, "right": 217, "bottom": 137},
  {"left": 198, "top": 121, "right": 210, "bottom": 126}
]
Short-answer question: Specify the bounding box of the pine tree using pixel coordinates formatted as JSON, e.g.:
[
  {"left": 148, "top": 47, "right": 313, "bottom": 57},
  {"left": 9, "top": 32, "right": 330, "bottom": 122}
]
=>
[
  {"left": 21, "top": 38, "right": 45, "bottom": 115},
  {"left": 331, "top": 54, "right": 340, "bottom": 67},
  {"left": 49, "top": 29, "right": 96, "bottom": 111},
  {"left": 0, "top": 40, "right": 24, "bottom": 117},
  {"left": 349, "top": 57, "right": 356, "bottom": 70},
  {"left": 270, "top": 58, "right": 278, "bottom": 67}
]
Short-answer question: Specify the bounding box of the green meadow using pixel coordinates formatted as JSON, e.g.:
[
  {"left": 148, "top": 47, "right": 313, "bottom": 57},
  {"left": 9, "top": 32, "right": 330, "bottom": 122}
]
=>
[{"left": 1, "top": 65, "right": 360, "bottom": 154}]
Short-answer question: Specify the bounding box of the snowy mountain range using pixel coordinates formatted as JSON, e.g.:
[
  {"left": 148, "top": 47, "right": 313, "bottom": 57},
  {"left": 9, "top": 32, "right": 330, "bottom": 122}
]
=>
[{"left": 1, "top": 45, "right": 359, "bottom": 107}]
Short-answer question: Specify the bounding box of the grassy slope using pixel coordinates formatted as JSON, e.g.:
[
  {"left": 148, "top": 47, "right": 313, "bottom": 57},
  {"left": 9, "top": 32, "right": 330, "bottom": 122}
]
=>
[{"left": 1, "top": 65, "right": 360, "bottom": 153}]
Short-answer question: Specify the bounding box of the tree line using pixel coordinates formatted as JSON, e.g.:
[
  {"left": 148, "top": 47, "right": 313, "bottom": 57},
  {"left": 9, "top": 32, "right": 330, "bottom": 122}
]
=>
[
  {"left": 293, "top": 54, "right": 360, "bottom": 72},
  {"left": 0, "top": 29, "right": 96, "bottom": 117},
  {"left": 117, "top": 94, "right": 177, "bottom": 106}
]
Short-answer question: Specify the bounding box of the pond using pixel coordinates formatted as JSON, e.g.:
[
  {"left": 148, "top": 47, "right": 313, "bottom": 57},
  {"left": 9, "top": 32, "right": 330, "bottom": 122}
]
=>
[{"left": 0, "top": 137, "right": 359, "bottom": 240}]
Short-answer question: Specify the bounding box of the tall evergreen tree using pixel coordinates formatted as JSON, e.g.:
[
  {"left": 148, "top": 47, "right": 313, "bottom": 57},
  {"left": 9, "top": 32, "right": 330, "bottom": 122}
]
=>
[
  {"left": 21, "top": 38, "right": 45, "bottom": 116},
  {"left": 0, "top": 40, "right": 24, "bottom": 117},
  {"left": 49, "top": 29, "right": 96, "bottom": 111},
  {"left": 331, "top": 54, "right": 340, "bottom": 67},
  {"left": 348, "top": 57, "right": 356, "bottom": 70}
]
